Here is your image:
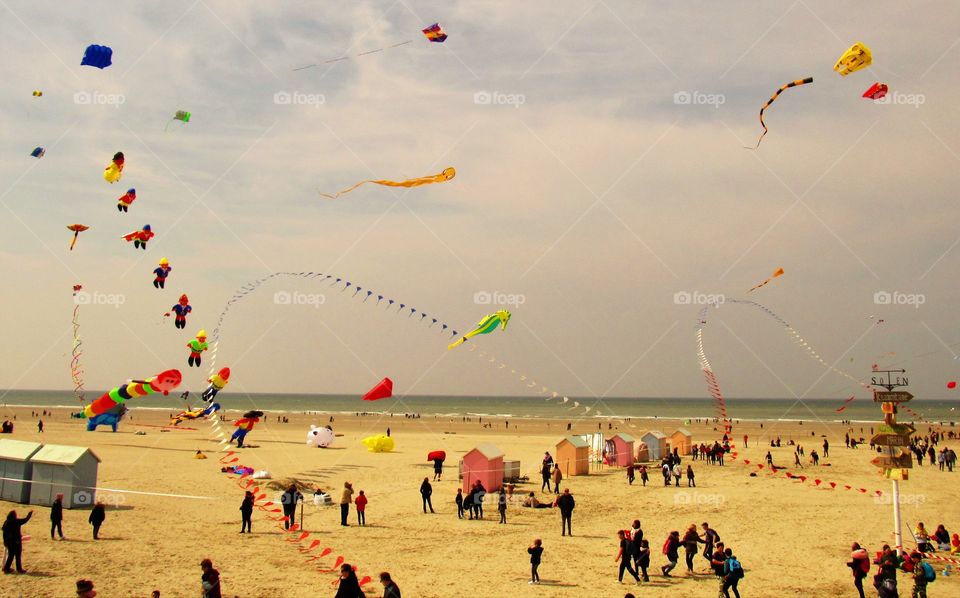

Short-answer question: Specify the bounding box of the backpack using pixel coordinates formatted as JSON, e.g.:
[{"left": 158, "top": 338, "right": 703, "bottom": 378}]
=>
[
  {"left": 726, "top": 558, "right": 744, "bottom": 579},
  {"left": 921, "top": 562, "right": 936, "bottom": 583}
]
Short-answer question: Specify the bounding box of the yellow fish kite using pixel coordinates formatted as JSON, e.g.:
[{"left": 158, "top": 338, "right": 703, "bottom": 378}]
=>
[
  {"left": 319, "top": 167, "right": 455, "bottom": 199},
  {"left": 448, "top": 310, "right": 511, "bottom": 350}
]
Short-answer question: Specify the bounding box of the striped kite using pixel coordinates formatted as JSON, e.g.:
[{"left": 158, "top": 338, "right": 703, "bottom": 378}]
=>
[
  {"left": 83, "top": 370, "right": 182, "bottom": 419},
  {"left": 748, "top": 267, "right": 784, "bottom": 292},
  {"left": 448, "top": 310, "right": 511, "bottom": 350},
  {"left": 319, "top": 167, "right": 455, "bottom": 199},
  {"left": 749, "top": 78, "right": 813, "bottom": 149}
]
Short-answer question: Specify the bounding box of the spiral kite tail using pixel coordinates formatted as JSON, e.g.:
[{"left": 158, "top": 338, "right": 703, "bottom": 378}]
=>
[{"left": 751, "top": 77, "right": 813, "bottom": 149}]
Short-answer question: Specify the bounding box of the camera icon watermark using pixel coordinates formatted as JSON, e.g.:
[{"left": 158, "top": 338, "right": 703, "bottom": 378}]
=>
[
  {"left": 273, "top": 91, "right": 325, "bottom": 108},
  {"left": 673, "top": 90, "right": 725, "bottom": 108},
  {"left": 873, "top": 493, "right": 925, "bottom": 506},
  {"left": 875, "top": 91, "right": 925, "bottom": 109},
  {"left": 473, "top": 290, "right": 525, "bottom": 307},
  {"left": 273, "top": 290, "right": 325, "bottom": 308},
  {"left": 73, "top": 290, "right": 126, "bottom": 309},
  {"left": 74, "top": 90, "right": 126, "bottom": 108},
  {"left": 673, "top": 291, "right": 725, "bottom": 306},
  {"left": 73, "top": 490, "right": 93, "bottom": 505},
  {"left": 673, "top": 491, "right": 726, "bottom": 506},
  {"left": 873, "top": 291, "right": 925, "bottom": 308},
  {"left": 473, "top": 90, "right": 526, "bottom": 108}
]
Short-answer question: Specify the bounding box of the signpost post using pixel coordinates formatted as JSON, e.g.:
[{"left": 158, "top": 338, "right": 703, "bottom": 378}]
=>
[{"left": 870, "top": 369, "right": 914, "bottom": 557}]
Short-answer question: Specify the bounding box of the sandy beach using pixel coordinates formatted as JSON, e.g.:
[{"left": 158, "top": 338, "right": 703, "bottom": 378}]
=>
[{"left": 1, "top": 406, "right": 957, "bottom": 597}]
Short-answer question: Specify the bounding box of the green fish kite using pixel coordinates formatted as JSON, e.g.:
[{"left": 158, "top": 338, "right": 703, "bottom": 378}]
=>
[{"left": 448, "top": 310, "right": 511, "bottom": 350}]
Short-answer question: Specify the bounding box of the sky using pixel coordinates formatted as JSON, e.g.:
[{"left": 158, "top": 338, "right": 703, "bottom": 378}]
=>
[{"left": 1, "top": 1, "right": 959, "bottom": 409}]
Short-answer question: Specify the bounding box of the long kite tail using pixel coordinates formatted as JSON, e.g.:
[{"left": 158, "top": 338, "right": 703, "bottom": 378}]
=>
[
  {"left": 318, "top": 179, "right": 373, "bottom": 200},
  {"left": 71, "top": 293, "right": 86, "bottom": 403},
  {"left": 749, "top": 77, "right": 813, "bottom": 149},
  {"left": 319, "top": 168, "right": 455, "bottom": 200}
]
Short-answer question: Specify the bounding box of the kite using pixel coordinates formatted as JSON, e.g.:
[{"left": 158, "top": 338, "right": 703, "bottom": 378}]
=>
[
  {"left": 834, "top": 42, "right": 872, "bottom": 76},
  {"left": 294, "top": 22, "right": 448, "bottom": 70},
  {"left": 81, "top": 44, "right": 113, "bottom": 69},
  {"left": 862, "top": 83, "right": 888, "bottom": 100},
  {"left": 82, "top": 369, "right": 183, "bottom": 419},
  {"left": 122, "top": 224, "right": 153, "bottom": 249},
  {"left": 306, "top": 425, "right": 335, "bottom": 448},
  {"left": 32, "top": 91, "right": 42, "bottom": 97},
  {"left": 30, "top": 147, "right": 45, "bottom": 158},
  {"left": 748, "top": 267, "right": 784, "bottom": 292},
  {"left": 70, "top": 284, "right": 86, "bottom": 404},
  {"left": 153, "top": 258, "right": 171, "bottom": 289},
  {"left": 948, "top": 381, "right": 956, "bottom": 390},
  {"left": 67, "top": 224, "right": 89, "bottom": 251},
  {"left": 749, "top": 78, "right": 813, "bottom": 149},
  {"left": 361, "top": 434, "right": 394, "bottom": 453},
  {"left": 165, "top": 294, "right": 192, "bottom": 329},
  {"left": 447, "top": 310, "right": 511, "bottom": 350},
  {"left": 117, "top": 188, "right": 136, "bottom": 212},
  {"left": 427, "top": 451, "right": 445, "bottom": 462},
  {"left": 319, "top": 167, "right": 455, "bottom": 199},
  {"left": 835, "top": 396, "right": 856, "bottom": 412},
  {"left": 187, "top": 330, "right": 209, "bottom": 367},
  {"left": 230, "top": 410, "right": 262, "bottom": 447},
  {"left": 104, "top": 152, "right": 124, "bottom": 183},
  {"left": 362, "top": 378, "right": 393, "bottom": 401},
  {"left": 202, "top": 368, "right": 230, "bottom": 403},
  {"left": 166, "top": 110, "right": 191, "bottom": 131},
  {"left": 171, "top": 402, "right": 220, "bottom": 426},
  {"left": 87, "top": 405, "right": 126, "bottom": 432}
]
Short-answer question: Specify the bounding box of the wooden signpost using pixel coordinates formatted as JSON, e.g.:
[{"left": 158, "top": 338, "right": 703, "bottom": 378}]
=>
[{"left": 870, "top": 370, "right": 914, "bottom": 555}]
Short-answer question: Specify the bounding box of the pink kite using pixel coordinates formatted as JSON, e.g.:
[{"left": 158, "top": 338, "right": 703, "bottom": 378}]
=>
[{"left": 362, "top": 377, "right": 393, "bottom": 401}]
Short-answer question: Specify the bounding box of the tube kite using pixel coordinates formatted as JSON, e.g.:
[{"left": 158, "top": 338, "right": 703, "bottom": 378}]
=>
[
  {"left": 104, "top": 152, "right": 124, "bottom": 183},
  {"left": 319, "top": 167, "right": 455, "bottom": 199},
  {"left": 749, "top": 78, "right": 813, "bottom": 149},
  {"left": 82, "top": 369, "right": 182, "bottom": 419},
  {"left": 748, "top": 267, "right": 784, "bottom": 292},
  {"left": 834, "top": 42, "right": 872, "bottom": 76},
  {"left": 448, "top": 310, "right": 511, "bottom": 350},
  {"left": 361, "top": 378, "right": 393, "bottom": 401},
  {"left": 71, "top": 285, "right": 86, "bottom": 403},
  {"left": 67, "top": 224, "right": 89, "bottom": 251}
]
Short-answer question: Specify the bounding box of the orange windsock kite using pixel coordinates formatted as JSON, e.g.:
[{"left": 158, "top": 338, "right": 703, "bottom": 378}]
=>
[{"left": 748, "top": 268, "right": 784, "bottom": 292}]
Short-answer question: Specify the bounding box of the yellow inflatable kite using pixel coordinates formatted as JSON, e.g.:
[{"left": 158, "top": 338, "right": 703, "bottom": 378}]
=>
[
  {"left": 319, "top": 167, "right": 455, "bottom": 199},
  {"left": 834, "top": 42, "right": 872, "bottom": 76},
  {"left": 361, "top": 434, "right": 395, "bottom": 452}
]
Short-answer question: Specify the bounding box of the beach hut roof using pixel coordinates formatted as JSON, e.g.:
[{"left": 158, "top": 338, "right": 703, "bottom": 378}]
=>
[
  {"left": 559, "top": 436, "right": 589, "bottom": 448},
  {"left": 468, "top": 443, "right": 504, "bottom": 460},
  {"left": 611, "top": 433, "right": 635, "bottom": 443},
  {"left": 0, "top": 439, "right": 42, "bottom": 460},
  {"left": 642, "top": 430, "right": 667, "bottom": 439},
  {"left": 31, "top": 444, "right": 100, "bottom": 465},
  {"left": 673, "top": 428, "right": 692, "bottom": 436}
]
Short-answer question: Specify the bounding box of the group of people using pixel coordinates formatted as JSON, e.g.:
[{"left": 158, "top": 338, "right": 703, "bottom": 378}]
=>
[
  {"left": 540, "top": 452, "right": 563, "bottom": 493},
  {"left": 691, "top": 440, "right": 730, "bottom": 465},
  {"left": 848, "top": 542, "right": 938, "bottom": 598},
  {"left": 3, "top": 498, "right": 108, "bottom": 573}
]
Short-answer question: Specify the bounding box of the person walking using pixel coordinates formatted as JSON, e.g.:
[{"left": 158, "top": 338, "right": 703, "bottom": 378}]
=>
[
  {"left": 710, "top": 542, "right": 728, "bottom": 597},
  {"left": 636, "top": 539, "right": 651, "bottom": 582},
  {"left": 661, "top": 530, "right": 680, "bottom": 577},
  {"left": 551, "top": 464, "right": 563, "bottom": 494},
  {"left": 200, "top": 558, "right": 222, "bottom": 598},
  {"left": 380, "top": 571, "right": 401, "bottom": 597},
  {"left": 334, "top": 563, "right": 364, "bottom": 598},
  {"left": 541, "top": 460, "right": 552, "bottom": 492},
  {"left": 239, "top": 491, "right": 254, "bottom": 533},
  {"left": 630, "top": 520, "right": 645, "bottom": 574},
  {"left": 432, "top": 457, "right": 443, "bottom": 481},
  {"left": 847, "top": 542, "right": 870, "bottom": 598},
  {"left": 472, "top": 481, "right": 486, "bottom": 519},
  {"left": 355, "top": 490, "right": 367, "bottom": 526},
  {"left": 420, "top": 478, "right": 434, "bottom": 514},
  {"left": 627, "top": 463, "right": 635, "bottom": 485},
  {"left": 528, "top": 538, "right": 543, "bottom": 585},
  {"left": 339, "top": 482, "right": 354, "bottom": 526},
  {"left": 557, "top": 488, "right": 575, "bottom": 536},
  {"left": 682, "top": 524, "right": 704, "bottom": 574},
  {"left": 616, "top": 530, "right": 641, "bottom": 584},
  {"left": 639, "top": 465, "right": 649, "bottom": 487},
  {"left": 89, "top": 501, "right": 105, "bottom": 540},
  {"left": 455, "top": 488, "right": 465, "bottom": 519},
  {"left": 722, "top": 548, "right": 743, "bottom": 598},
  {"left": 686, "top": 465, "right": 696, "bottom": 487},
  {"left": 497, "top": 488, "right": 507, "bottom": 524},
  {"left": 283, "top": 484, "right": 303, "bottom": 530},
  {"left": 823, "top": 438, "right": 829, "bottom": 458},
  {"left": 909, "top": 552, "right": 932, "bottom": 598},
  {"left": 50, "top": 494, "right": 64, "bottom": 540},
  {"left": 37, "top": 419, "right": 43, "bottom": 433},
  {"left": 702, "top": 522, "right": 720, "bottom": 569},
  {"left": 2, "top": 509, "right": 32, "bottom": 573},
  {"left": 672, "top": 463, "right": 682, "bottom": 487}
]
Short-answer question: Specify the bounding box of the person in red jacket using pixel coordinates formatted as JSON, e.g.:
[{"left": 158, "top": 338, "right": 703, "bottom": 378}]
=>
[
  {"left": 847, "top": 542, "right": 870, "bottom": 598},
  {"left": 355, "top": 490, "right": 368, "bottom": 526}
]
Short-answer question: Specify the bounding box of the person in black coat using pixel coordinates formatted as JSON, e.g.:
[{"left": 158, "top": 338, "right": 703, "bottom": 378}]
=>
[
  {"left": 334, "top": 563, "right": 365, "bottom": 597},
  {"left": 89, "top": 502, "right": 105, "bottom": 540},
  {"left": 51, "top": 494, "right": 64, "bottom": 540},
  {"left": 2, "top": 509, "right": 33, "bottom": 573},
  {"left": 281, "top": 485, "right": 302, "bottom": 530},
  {"left": 557, "top": 489, "right": 575, "bottom": 536},
  {"left": 419, "top": 478, "right": 434, "bottom": 513},
  {"left": 240, "top": 491, "right": 254, "bottom": 533}
]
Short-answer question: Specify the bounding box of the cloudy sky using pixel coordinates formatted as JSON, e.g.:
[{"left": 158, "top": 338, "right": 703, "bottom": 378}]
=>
[{"left": 1, "top": 1, "right": 959, "bottom": 407}]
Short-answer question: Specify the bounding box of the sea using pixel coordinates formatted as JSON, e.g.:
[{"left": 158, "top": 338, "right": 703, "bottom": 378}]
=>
[{"left": 1, "top": 390, "right": 956, "bottom": 424}]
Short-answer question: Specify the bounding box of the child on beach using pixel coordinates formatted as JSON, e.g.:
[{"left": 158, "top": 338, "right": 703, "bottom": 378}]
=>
[
  {"left": 682, "top": 524, "right": 704, "bottom": 573},
  {"left": 200, "top": 558, "right": 222, "bottom": 598},
  {"left": 498, "top": 488, "right": 507, "bottom": 524},
  {"left": 528, "top": 538, "right": 543, "bottom": 584},
  {"left": 75, "top": 579, "right": 96, "bottom": 597},
  {"left": 639, "top": 465, "right": 649, "bottom": 486},
  {"left": 455, "top": 488, "right": 464, "bottom": 518},
  {"left": 661, "top": 530, "right": 680, "bottom": 577},
  {"left": 355, "top": 490, "right": 367, "bottom": 525},
  {"left": 89, "top": 501, "right": 105, "bottom": 539},
  {"left": 722, "top": 548, "right": 743, "bottom": 598}
]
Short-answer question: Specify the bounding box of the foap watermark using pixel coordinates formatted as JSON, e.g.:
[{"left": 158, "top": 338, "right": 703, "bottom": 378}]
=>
[
  {"left": 73, "top": 489, "right": 125, "bottom": 507},
  {"left": 273, "top": 91, "right": 325, "bottom": 107},
  {"left": 74, "top": 90, "right": 125, "bottom": 107},
  {"left": 673, "top": 291, "right": 725, "bottom": 306},
  {"left": 273, "top": 290, "right": 325, "bottom": 308},
  {"left": 73, "top": 290, "right": 125, "bottom": 308},
  {"left": 873, "top": 291, "right": 925, "bottom": 308},
  {"left": 473, "top": 290, "right": 525, "bottom": 307},
  {"left": 874, "top": 493, "right": 925, "bottom": 506},
  {"left": 473, "top": 90, "right": 525, "bottom": 108},
  {"left": 673, "top": 90, "right": 725, "bottom": 108},
  {"left": 673, "top": 491, "right": 726, "bottom": 506},
  {"left": 875, "top": 91, "right": 926, "bottom": 108}
]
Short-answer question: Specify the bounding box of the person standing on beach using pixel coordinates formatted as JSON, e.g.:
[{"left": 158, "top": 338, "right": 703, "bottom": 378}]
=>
[
  {"left": 200, "top": 558, "right": 222, "bottom": 598},
  {"left": 672, "top": 463, "right": 682, "bottom": 487},
  {"left": 37, "top": 419, "right": 43, "bottom": 433},
  {"left": 909, "top": 552, "right": 931, "bottom": 598},
  {"left": 2, "top": 509, "right": 32, "bottom": 573},
  {"left": 497, "top": 488, "right": 507, "bottom": 524},
  {"left": 686, "top": 465, "right": 696, "bottom": 487},
  {"left": 283, "top": 484, "right": 303, "bottom": 530},
  {"left": 743, "top": 434, "right": 748, "bottom": 448},
  {"left": 541, "top": 460, "right": 552, "bottom": 492},
  {"left": 616, "top": 530, "right": 641, "bottom": 584},
  {"left": 455, "top": 488, "right": 465, "bottom": 519},
  {"left": 89, "top": 501, "right": 105, "bottom": 540},
  {"left": 528, "top": 538, "right": 543, "bottom": 585},
  {"left": 473, "top": 481, "right": 486, "bottom": 519},
  {"left": 432, "top": 456, "right": 444, "bottom": 481},
  {"left": 722, "top": 548, "right": 743, "bottom": 598},
  {"left": 420, "top": 478, "right": 434, "bottom": 514},
  {"left": 823, "top": 438, "right": 829, "bottom": 458},
  {"left": 552, "top": 464, "right": 563, "bottom": 494},
  {"left": 339, "top": 482, "right": 354, "bottom": 525},
  {"left": 240, "top": 491, "right": 254, "bottom": 533},
  {"left": 661, "top": 530, "right": 680, "bottom": 577},
  {"left": 380, "top": 571, "right": 401, "bottom": 597},
  {"left": 557, "top": 488, "right": 575, "bottom": 536},
  {"left": 682, "top": 524, "right": 704, "bottom": 574},
  {"left": 51, "top": 494, "right": 64, "bottom": 540},
  {"left": 847, "top": 542, "right": 870, "bottom": 598},
  {"left": 355, "top": 490, "right": 367, "bottom": 526},
  {"left": 636, "top": 539, "right": 651, "bottom": 582}
]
